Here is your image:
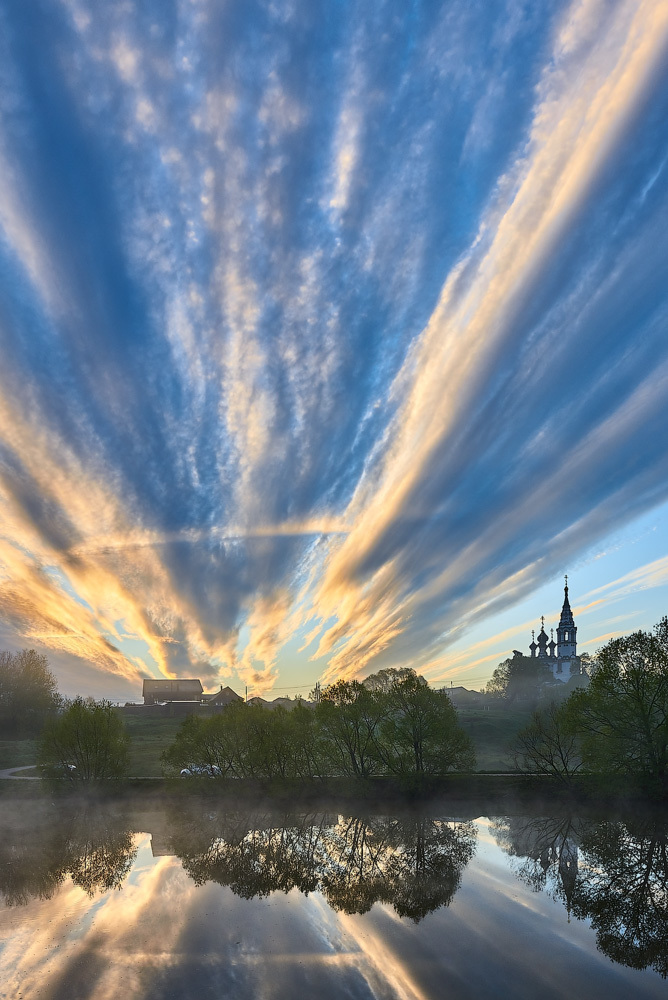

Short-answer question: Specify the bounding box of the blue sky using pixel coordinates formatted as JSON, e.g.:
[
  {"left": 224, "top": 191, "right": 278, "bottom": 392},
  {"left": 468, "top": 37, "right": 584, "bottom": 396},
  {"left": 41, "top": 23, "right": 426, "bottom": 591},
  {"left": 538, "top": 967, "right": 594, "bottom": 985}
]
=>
[{"left": 0, "top": 0, "right": 668, "bottom": 700}]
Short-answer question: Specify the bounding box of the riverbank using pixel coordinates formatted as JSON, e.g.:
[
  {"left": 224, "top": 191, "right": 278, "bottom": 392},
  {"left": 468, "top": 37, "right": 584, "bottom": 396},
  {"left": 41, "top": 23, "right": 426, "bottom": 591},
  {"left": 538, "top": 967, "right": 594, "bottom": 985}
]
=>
[{"left": 1, "top": 772, "right": 666, "bottom": 812}]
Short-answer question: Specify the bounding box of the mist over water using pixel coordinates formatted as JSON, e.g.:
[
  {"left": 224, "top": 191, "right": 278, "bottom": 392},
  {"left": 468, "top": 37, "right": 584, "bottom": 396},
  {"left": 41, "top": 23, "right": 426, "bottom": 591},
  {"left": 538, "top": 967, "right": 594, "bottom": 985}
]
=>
[{"left": 1, "top": 796, "right": 667, "bottom": 999}]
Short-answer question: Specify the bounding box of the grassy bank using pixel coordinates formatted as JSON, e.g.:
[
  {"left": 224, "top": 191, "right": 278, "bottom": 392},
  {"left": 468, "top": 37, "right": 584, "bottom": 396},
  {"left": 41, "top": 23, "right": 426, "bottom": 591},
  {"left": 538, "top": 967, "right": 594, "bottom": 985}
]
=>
[
  {"left": 1, "top": 771, "right": 666, "bottom": 812},
  {"left": 455, "top": 704, "right": 532, "bottom": 770},
  {"left": 121, "top": 714, "right": 183, "bottom": 777},
  {"left": 0, "top": 739, "right": 38, "bottom": 769}
]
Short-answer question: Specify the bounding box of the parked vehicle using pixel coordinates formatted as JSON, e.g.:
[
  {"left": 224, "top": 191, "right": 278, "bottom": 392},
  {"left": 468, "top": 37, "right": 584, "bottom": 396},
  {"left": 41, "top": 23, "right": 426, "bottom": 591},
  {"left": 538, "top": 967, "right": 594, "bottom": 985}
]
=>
[{"left": 179, "top": 764, "right": 222, "bottom": 777}]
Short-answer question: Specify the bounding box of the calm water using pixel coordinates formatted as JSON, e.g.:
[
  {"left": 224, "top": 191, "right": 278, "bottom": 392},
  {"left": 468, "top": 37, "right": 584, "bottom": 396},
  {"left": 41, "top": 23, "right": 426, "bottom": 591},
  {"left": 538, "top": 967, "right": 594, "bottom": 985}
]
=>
[{"left": 0, "top": 797, "right": 666, "bottom": 999}]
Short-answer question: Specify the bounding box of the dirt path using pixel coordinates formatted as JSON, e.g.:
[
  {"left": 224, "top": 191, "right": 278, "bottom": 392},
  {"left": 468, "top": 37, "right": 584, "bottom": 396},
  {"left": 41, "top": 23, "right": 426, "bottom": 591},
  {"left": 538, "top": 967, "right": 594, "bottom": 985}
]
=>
[{"left": 0, "top": 764, "right": 40, "bottom": 780}]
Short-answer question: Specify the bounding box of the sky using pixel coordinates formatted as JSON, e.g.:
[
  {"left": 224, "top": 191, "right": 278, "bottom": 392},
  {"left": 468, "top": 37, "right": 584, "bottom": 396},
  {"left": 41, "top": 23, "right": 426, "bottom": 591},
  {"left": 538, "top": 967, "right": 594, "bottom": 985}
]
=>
[{"left": 1, "top": 0, "right": 668, "bottom": 702}]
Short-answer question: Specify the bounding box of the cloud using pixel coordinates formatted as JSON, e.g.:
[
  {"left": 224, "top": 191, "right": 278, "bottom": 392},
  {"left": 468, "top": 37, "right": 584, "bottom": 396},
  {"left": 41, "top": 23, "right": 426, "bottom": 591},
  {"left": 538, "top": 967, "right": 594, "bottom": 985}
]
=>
[
  {"left": 583, "top": 554, "right": 668, "bottom": 602},
  {"left": 0, "top": 1, "right": 667, "bottom": 696}
]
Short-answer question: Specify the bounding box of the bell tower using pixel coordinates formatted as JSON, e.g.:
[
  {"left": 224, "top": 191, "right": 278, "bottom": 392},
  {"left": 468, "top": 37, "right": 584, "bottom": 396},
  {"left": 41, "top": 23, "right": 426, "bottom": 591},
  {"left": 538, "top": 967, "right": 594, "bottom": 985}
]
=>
[{"left": 556, "top": 575, "right": 577, "bottom": 664}]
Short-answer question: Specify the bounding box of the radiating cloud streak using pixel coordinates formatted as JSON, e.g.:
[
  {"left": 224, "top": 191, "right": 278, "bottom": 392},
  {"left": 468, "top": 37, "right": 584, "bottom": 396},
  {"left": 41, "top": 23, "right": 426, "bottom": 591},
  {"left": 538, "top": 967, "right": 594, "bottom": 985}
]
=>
[{"left": 0, "top": 0, "right": 667, "bottom": 695}]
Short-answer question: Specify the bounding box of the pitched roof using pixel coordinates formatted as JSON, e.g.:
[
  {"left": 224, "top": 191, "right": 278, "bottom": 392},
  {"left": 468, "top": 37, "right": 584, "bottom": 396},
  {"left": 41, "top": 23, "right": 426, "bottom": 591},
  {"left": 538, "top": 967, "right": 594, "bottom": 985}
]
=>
[
  {"left": 204, "top": 685, "right": 243, "bottom": 705},
  {"left": 142, "top": 678, "right": 203, "bottom": 694}
]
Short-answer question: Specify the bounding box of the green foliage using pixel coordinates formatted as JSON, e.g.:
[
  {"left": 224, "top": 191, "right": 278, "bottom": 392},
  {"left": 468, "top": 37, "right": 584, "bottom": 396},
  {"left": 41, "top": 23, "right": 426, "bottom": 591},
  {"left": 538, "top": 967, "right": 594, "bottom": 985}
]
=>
[
  {"left": 362, "top": 667, "right": 415, "bottom": 693},
  {"left": 568, "top": 620, "right": 668, "bottom": 782},
  {"left": 512, "top": 700, "right": 582, "bottom": 781},
  {"left": 39, "top": 697, "right": 130, "bottom": 782},
  {"left": 375, "top": 673, "right": 475, "bottom": 778},
  {"left": 162, "top": 700, "right": 325, "bottom": 780},
  {"left": 163, "top": 669, "right": 475, "bottom": 782},
  {"left": 316, "top": 680, "right": 386, "bottom": 777},
  {"left": 0, "top": 649, "right": 61, "bottom": 737}
]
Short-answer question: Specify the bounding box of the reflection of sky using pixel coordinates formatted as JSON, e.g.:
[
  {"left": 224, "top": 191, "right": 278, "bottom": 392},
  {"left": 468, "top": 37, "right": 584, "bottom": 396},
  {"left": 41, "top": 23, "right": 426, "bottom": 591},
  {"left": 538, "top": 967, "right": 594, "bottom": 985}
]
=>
[
  {"left": 1, "top": 2, "right": 668, "bottom": 699},
  {"left": 1, "top": 821, "right": 666, "bottom": 1000}
]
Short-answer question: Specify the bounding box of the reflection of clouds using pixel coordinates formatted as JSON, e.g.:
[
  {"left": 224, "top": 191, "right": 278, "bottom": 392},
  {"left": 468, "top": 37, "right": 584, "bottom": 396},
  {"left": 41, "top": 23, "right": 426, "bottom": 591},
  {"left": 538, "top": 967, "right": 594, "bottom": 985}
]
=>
[
  {"left": 0, "top": 842, "right": 432, "bottom": 1000},
  {"left": 0, "top": 1, "right": 667, "bottom": 696},
  {"left": 2, "top": 815, "right": 666, "bottom": 999},
  {"left": 0, "top": 844, "right": 183, "bottom": 1000}
]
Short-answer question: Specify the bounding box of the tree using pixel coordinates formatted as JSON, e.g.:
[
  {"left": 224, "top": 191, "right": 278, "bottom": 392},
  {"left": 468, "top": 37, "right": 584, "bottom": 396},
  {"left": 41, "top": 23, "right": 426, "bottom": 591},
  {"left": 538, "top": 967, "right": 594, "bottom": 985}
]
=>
[
  {"left": 485, "top": 652, "right": 553, "bottom": 704},
  {"left": 39, "top": 697, "right": 130, "bottom": 782},
  {"left": 568, "top": 620, "right": 668, "bottom": 784},
  {"left": 512, "top": 701, "right": 582, "bottom": 781},
  {"left": 0, "top": 649, "right": 61, "bottom": 736},
  {"left": 316, "top": 680, "right": 387, "bottom": 777},
  {"left": 162, "top": 700, "right": 325, "bottom": 781},
  {"left": 363, "top": 667, "right": 415, "bottom": 694},
  {"left": 375, "top": 672, "right": 475, "bottom": 778}
]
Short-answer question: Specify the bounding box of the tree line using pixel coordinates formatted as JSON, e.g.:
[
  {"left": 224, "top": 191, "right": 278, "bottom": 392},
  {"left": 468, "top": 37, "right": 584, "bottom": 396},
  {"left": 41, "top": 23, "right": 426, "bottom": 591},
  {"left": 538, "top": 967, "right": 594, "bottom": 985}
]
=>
[
  {"left": 512, "top": 616, "right": 668, "bottom": 789},
  {"left": 162, "top": 669, "right": 475, "bottom": 783}
]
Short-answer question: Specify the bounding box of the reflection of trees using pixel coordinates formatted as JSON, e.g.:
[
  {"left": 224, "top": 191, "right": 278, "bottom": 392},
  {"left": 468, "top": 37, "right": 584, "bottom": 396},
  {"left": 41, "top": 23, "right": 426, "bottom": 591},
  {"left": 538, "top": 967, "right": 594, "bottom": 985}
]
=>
[
  {"left": 171, "top": 807, "right": 476, "bottom": 922},
  {"left": 491, "top": 815, "right": 583, "bottom": 912},
  {"left": 492, "top": 814, "right": 668, "bottom": 978},
  {"left": 172, "top": 809, "right": 327, "bottom": 900},
  {"left": 573, "top": 820, "right": 668, "bottom": 979},
  {"left": 0, "top": 805, "right": 136, "bottom": 906}
]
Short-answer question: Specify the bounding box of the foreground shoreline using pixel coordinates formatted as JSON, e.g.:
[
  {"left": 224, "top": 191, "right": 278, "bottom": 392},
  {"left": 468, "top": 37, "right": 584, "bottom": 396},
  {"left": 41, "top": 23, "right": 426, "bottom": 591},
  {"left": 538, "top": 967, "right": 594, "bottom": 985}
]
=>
[{"left": 1, "top": 772, "right": 666, "bottom": 812}]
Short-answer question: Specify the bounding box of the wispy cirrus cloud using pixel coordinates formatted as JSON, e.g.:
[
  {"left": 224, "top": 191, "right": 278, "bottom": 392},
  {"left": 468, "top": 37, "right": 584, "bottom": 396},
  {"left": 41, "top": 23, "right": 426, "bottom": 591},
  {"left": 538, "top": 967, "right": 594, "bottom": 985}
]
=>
[{"left": 0, "top": 0, "right": 666, "bottom": 697}]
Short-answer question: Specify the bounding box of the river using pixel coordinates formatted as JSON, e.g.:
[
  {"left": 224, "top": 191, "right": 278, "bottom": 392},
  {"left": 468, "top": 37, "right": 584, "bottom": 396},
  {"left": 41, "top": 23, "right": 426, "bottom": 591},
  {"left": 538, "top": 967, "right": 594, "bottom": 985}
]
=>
[{"left": 0, "top": 795, "right": 666, "bottom": 999}]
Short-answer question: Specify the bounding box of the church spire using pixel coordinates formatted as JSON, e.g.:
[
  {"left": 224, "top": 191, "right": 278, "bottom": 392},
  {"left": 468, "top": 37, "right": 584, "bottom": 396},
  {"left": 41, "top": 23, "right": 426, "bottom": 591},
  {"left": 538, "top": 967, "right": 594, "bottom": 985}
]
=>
[
  {"left": 558, "top": 575, "right": 574, "bottom": 628},
  {"left": 556, "top": 573, "right": 577, "bottom": 663}
]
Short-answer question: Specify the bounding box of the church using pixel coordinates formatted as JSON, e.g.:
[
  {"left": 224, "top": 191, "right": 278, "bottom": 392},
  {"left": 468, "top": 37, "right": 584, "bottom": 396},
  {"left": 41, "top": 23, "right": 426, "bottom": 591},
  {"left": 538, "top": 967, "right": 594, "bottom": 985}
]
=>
[{"left": 528, "top": 577, "right": 582, "bottom": 681}]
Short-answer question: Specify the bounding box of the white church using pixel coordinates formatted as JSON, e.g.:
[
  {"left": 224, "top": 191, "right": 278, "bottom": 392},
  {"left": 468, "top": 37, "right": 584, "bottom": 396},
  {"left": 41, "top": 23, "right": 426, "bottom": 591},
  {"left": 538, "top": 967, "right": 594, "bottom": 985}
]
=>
[{"left": 527, "top": 577, "right": 583, "bottom": 681}]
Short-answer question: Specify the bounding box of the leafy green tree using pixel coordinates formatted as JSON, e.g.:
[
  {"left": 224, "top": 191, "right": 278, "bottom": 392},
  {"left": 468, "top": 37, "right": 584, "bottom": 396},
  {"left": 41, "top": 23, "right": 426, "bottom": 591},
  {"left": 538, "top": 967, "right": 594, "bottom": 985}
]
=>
[
  {"left": 39, "top": 697, "right": 130, "bottom": 782},
  {"left": 486, "top": 652, "right": 553, "bottom": 704},
  {"left": 375, "top": 672, "right": 475, "bottom": 778},
  {"left": 284, "top": 700, "right": 324, "bottom": 779},
  {"left": 512, "top": 701, "right": 582, "bottom": 781},
  {"left": 316, "top": 680, "right": 387, "bottom": 777},
  {"left": 161, "top": 713, "right": 227, "bottom": 776},
  {"left": 568, "top": 620, "right": 668, "bottom": 784},
  {"left": 163, "top": 701, "right": 325, "bottom": 781},
  {"left": 0, "top": 649, "right": 61, "bottom": 736}
]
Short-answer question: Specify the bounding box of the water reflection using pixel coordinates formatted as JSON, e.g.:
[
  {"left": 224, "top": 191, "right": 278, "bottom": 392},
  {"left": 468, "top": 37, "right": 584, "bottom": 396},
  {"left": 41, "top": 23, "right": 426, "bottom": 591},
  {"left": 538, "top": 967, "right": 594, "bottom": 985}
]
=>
[
  {"left": 493, "top": 814, "right": 668, "bottom": 978},
  {"left": 0, "top": 805, "right": 136, "bottom": 906},
  {"left": 1, "top": 798, "right": 667, "bottom": 986},
  {"left": 170, "top": 807, "right": 477, "bottom": 921}
]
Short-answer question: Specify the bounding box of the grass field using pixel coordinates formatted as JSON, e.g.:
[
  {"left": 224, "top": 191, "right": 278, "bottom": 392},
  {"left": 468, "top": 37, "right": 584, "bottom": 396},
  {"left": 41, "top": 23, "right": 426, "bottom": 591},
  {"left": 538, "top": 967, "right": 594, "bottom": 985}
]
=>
[
  {"left": 456, "top": 705, "right": 533, "bottom": 771},
  {"left": 0, "top": 739, "right": 38, "bottom": 770},
  {"left": 121, "top": 714, "right": 183, "bottom": 777}
]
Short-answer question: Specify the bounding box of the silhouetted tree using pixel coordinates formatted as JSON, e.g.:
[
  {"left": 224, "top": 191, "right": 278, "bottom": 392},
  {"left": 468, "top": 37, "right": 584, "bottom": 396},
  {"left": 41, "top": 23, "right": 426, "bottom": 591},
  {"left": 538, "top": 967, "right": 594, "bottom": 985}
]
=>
[
  {"left": 0, "top": 805, "right": 136, "bottom": 905},
  {"left": 0, "top": 649, "right": 61, "bottom": 736},
  {"left": 316, "top": 680, "right": 387, "bottom": 777},
  {"left": 170, "top": 804, "right": 476, "bottom": 921},
  {"left": 512, "top": 701, "right": 582, "bottom": 781}
]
